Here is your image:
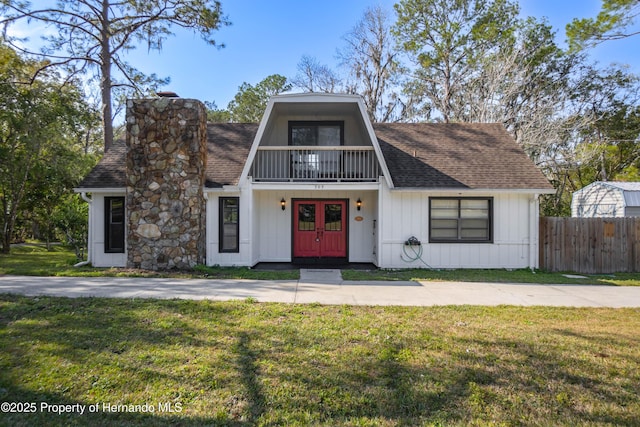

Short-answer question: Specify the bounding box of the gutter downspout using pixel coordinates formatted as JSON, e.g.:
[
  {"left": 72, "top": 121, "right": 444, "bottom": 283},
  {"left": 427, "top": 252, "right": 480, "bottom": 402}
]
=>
[
  {"left": 75, "top": 192, "right": 92, "bottom": 267},
  {"left": 529, "top": 194, "right": 539, "bottom": 272},
  {"left": 203, "top": 191, "right": 209, "bottom": 267}
]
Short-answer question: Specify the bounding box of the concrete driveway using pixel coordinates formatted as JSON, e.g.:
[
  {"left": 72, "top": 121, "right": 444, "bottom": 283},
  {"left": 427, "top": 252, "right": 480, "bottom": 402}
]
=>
[{"left": 1, "top": 269, "right": 639, "bottom": 307}]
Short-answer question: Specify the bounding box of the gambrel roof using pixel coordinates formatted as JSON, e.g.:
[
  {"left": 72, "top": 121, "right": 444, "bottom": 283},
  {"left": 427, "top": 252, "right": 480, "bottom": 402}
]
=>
[{"left": 78, "top": 120, "right": 552, "bottom": 192}]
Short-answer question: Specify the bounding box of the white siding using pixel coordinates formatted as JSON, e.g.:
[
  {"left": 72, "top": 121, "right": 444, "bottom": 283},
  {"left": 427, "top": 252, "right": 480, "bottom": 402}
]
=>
[
  {"left": 378, "top": 182, "right": 538, "bottom": 269},
  {"left": 252, "top": 189, "right": 378, "bottom": 265},
  {"left": 88, "top": 193, "right": 127, "bottom": 268},
  {"left": 89, "top": 186, "right": 538, "bottom": 269},
  {"left": 254, "top": 190, "right": 291, "bottom": 263},
  {"left": 207, "top": 189, "right": 378, "bottom": 267},
  {"left": 206, "top": 190, "right": 253, "bottom": 266}
]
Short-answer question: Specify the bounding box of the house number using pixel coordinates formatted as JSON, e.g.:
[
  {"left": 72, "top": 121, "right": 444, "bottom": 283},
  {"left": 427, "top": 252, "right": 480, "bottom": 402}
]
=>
[{"left": 314, "top": 184, "right": 324, "bottom": 189}]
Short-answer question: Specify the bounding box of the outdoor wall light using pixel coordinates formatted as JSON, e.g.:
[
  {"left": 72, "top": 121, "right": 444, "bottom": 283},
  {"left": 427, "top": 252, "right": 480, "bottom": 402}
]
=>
[
  {"left": 281, "top": 198, "right": 286, "bottom": 211},
  {"left": 356, "top": 198, "right": 362, "bottom": 211}
]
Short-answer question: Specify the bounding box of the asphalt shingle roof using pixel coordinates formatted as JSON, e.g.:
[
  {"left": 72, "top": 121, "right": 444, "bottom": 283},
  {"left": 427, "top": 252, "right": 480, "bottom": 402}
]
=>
[
  {"left": 374, "top": 123, "right": 553, "bottom": 190},
  {"left": 206, "top": 123, "right": 257, "bottom": 187},
  {"left": 77, "top": 122, "right": 552, "bottom": 191},
  {"left": 77, "top": 139, "right": 127, "bottom": 188}
]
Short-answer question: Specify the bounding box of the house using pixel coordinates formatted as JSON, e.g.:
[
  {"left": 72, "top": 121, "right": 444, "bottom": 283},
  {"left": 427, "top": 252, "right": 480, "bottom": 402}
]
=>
[
  {"left": 75, "top": 93, "right": 554, "bottom": 270},
  {"left": 572, "top": 181, "right": 640, "bottom": 217}
]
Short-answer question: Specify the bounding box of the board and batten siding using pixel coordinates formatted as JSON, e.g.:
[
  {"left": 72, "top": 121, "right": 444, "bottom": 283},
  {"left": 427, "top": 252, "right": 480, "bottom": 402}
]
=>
[
  {"left": 87, "top": 192, "right": 128, "bottom": 268},
  {"left": 205, "top": 190, "right": 252, "bottom": 267},
  {"left": 206, "top": 189, "right": 378, "bottom": 267},
  {"left": 378, "top": 183, "right": 539, "bottom": 269},
  {"left": 252, "top": 190, "right": 378, "bottom": 265}
]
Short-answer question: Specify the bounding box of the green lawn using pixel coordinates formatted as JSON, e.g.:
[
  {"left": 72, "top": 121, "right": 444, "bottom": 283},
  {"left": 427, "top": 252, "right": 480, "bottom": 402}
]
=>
[
  {"left": 341, "top": 267, "right": 640, "bottom": 286},
  {"left": 1, "top": 244, "right": 639, "bottom": 285},
  {"left": 0, "top": 245, "right": 299, "bottom": 280},
  {"left": 0, "top": 296, "right": 638, "bottom": 426}
]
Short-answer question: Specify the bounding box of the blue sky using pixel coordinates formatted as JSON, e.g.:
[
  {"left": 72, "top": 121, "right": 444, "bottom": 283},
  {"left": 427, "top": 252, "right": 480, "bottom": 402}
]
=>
[{"left": 10, "top": 1, "right": 640, "bottom": 108}]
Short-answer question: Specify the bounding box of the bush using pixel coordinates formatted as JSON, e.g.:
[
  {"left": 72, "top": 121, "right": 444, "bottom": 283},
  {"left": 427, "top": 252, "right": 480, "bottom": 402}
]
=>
[{"left": 52, "top": 194, "right": 88, "bottom": 260}]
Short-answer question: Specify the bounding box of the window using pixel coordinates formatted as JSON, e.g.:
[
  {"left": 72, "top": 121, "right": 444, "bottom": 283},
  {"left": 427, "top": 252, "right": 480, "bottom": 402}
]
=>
[
  {"left": 219, "top": 197, "right": 239, "bottom": 252},
  {"left": 429, "top": 198, "right": 492, "bottom": 243},
  {"left": 105, "top": 197, "right": 125, "bottom": 253},
  {"left": 324, "top": 203, "right": 342, "bottom": 231},
  {"left": 298, "top": 203, "right": 316, "bottom": 231},
  {"left": 289, "top": 121, "right": 344, "bottom": 146},
  {"left": 289, "top": 121, "right": 344, "bottom": 178}
]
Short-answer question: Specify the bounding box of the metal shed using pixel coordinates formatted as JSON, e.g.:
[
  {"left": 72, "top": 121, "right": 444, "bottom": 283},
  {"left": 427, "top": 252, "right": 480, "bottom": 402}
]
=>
[{"left": 572, "top": 181, "right": 640, "bottom": 217}]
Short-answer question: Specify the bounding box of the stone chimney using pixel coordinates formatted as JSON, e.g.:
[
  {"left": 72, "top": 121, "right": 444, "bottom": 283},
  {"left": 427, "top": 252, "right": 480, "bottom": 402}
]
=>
[{"left": 125, "top": 98, "right": 207, "bottom": 270}]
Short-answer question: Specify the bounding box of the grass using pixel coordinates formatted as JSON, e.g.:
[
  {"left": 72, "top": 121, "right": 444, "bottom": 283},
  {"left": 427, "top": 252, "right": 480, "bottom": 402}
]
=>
[
  {"left": 2, "top": 244, "right": 639, "bottom": 285},
  {"left": 341, "top": 268, "right": 640, "bottom": 286},
  {"left": 0, "top": 245, "right": 299, "bottom": 280},
  {"left": 0, "top": 296, "right": 638, "bottom": 426}
]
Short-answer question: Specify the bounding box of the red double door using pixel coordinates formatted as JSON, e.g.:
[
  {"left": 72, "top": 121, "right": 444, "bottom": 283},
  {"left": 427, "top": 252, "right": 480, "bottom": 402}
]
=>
[{"left": 293, "top": 200, "right": 347, "bottom": 259}]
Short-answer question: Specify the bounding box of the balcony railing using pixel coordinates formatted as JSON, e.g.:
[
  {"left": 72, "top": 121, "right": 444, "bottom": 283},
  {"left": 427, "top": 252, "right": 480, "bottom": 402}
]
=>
[{"left": 252, "top": 146, "right": 380, "bottom": 182}]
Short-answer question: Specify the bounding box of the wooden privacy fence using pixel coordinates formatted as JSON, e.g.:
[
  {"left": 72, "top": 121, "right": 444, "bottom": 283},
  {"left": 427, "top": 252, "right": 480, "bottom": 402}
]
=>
[{"left": 539, "top": 217, "right": 640, "bottom": 273}]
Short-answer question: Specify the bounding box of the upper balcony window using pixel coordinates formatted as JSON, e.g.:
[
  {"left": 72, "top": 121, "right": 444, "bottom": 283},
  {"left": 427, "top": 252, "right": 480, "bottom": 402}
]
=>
[{"left": 289, "top": 121, "right": 344, "bottom": 146}]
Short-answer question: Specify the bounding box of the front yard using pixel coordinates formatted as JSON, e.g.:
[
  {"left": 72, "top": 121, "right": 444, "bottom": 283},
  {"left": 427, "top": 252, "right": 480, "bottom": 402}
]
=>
[
  {"left": 2, "top": 245, "right": 639, "bottom": 425},
  {"left": 1, "top": 244, "right": 639, "bottom": 285},
  {"left": 1, "top": 295, "right": 639, "bottom": 426}
]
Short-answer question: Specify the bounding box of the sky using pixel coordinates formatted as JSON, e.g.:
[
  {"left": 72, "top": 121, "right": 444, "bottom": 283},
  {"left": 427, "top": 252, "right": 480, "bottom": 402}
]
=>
[{"left": 8, "top": 0, "right": 640, "bottom": 109}]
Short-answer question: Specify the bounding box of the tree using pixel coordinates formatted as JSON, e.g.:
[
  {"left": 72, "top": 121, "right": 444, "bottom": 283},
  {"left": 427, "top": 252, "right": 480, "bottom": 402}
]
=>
[
  {"left": 393, "top": 0, "right": 520, "bottom": 122},
  {"left": 567, "top": 65, "right": 640, "bottom": 181},
  {"left": 1, "top": 0, "right": 229, "bottom": 151},
  {"left": 454, "top": 17, "right": 574, "bottom": 142},
  {"left": 338, "top": 5, "right": 402, "bottom": 122},
  {"left": 0, "top": 42, "right": 97, "bottom": 252},
  {"left": 536, "top": 62, "right": 640, "bottom": 216},
  {"left": 205, "top": 100, "right": 231, "bottom": 123},
  {"left": 567, "top": 0, "right": 640, "bottom": 50},
  {"left": 24, "top": 134, "right": 97, "bottom": 249},
  {"left": 52, "top": 194, "right": 89, "bottom": 260},
  {"left": 291, "top": 55, "right": 342, "bottom": 94},
  {"left": 227, "top": 74, "right": 291, "bottom": 122}
]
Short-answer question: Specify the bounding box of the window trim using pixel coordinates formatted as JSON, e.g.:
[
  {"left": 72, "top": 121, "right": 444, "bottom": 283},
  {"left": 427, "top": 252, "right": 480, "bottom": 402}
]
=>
[
  {"left": 219, "top": 197, "right": 240, "bottom": 253},
  {"left": 104, "top": 196, "right": 125, "bottom": 253},
  {"left": 429, "top": 197, "right": 493, "bottom": 243},
  {"left": 288, "top": 121, "right": 345, "bottom": 146}
]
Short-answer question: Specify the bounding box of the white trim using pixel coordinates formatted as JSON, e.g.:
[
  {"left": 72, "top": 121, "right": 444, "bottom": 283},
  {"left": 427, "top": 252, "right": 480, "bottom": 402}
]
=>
[
  {"left": 74, "top": 187, "right": 126, "bottom": 193},
  {"left": 205, "top": 186, "right": 242, "bottom": 194},
  {"left": 80, "top": 185, "right": 553, "bottom": 195},
  {"left": 356, "top": 99, "right": 394, "bottom": 189},
  {"left": 238, "top": 93, "right": 395, "bottom": 189},
  {"left": 249, "top": 181, "right": 381, "bottom": 192},
  {"left": 238, "top": 97, "right": 277, "bottom": 183},
  {"left": 389, "top": 187, "right": 555, "bottom": 194},
  {"left": 529, "top": 194, "right": 539, "bottom": 270},
  {"left": 257, "top": 145, "right": 375, "bottom": 151}
]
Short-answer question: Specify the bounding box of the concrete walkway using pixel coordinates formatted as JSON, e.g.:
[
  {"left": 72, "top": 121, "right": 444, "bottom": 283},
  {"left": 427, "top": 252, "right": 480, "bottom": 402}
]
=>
[{"left": 0, "top": 269, "right": 639, "bottom": 307}]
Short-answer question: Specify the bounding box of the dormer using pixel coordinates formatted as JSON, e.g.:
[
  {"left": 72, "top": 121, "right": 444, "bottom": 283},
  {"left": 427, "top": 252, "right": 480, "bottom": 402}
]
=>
[{"left": 240, "top": 93, "right": 392, "bottom": 185}]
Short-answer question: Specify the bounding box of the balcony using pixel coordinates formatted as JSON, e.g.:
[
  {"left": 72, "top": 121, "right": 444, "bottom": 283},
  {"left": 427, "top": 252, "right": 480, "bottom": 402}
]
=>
[{"left": 251, "top": 146, "right": 380, "bottom": 182}]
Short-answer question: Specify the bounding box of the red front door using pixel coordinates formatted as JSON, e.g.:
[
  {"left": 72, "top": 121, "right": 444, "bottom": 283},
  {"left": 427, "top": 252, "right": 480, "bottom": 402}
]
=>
[{"left": 293, "top": 200, "right": 347, "bottom": 259}]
